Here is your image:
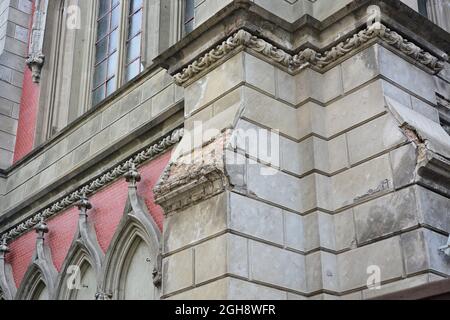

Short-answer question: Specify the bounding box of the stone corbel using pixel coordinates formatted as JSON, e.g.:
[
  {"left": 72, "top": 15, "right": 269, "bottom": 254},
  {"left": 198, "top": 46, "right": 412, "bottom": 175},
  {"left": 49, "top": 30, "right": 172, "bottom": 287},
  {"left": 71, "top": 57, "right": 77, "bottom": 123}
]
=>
[
  {"left": 75, "top": 194, "right": 104, "bottom": 280},
  {"left": 386, "top": 96, "right": 450, "bottom": 195},
  {"left": 26, "top": 53, "right": 45, "bottom": 83},
  {"left": 153, "top": 132, "right": 230, "bottom": 215},
  {"left": 0, "top": 239, "right": 17, "bottom": 300},
  {"left": 125, "top": 163, "right": 163, "bottom": 287}
]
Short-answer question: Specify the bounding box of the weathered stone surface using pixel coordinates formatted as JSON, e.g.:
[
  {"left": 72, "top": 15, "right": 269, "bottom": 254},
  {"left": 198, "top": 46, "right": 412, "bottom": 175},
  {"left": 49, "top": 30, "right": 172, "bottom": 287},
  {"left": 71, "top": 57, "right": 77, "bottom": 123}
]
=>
[
  {"left": 334, "top": 209, "right": 357, "bottom": 251},
  {"left": 242, "top": 87, "right": 298, "bottom": 140},
  {"left": 167, "top": 278, "right": 228, "bottom": 300},
  {"left": 389, "top": 144, "right": 417, "bottom": 189},
  {"left": 331, "top": 154, "right": 393, "bottom": 210},
  {"left": 347, "top": 114, "right": 406, "bottom": 165},
  {"left": 379, "top": 46, "right": 437, "bottom": 104},
  {"left": 337, "top": 236, "right": 404, "bottom": 292},
  {"left": 411, "top": 96, "right": 440, "bottom": 123},
  {"left": 163, "top": 193, "right": 228, "bottom": 253},
  {"left": 284, "top": 211, "right": 305, "bottom": 252},
  {"left": 228, "top": 278, "right": 287, "bottom": 300},
  {"left": 295, "top": 67, "right": 343, "bottom": 104},
  {"left": 162, "top": 248, "right": 194, "bottom": 295},
  {"left": 416, "top": 185, "right": 450, "bottom": 233},
  {"left": 244, "top": 53, "right": 276, "bottom": 95},
  {"left": 362, "top": 273, "right": 444, "bottom": 299},
  {"left": 354, "top": 187, "right": 419, "bottom": 245},
  {"left": 249, "top": 240, "right": 306, "bottom": 292},
  {"left": 401, "top": 228, "right": 450, "bottom": 276},
  {"left": 305, "top": 251, "right": 339, "bottom": 293},
  {"left": 400, "top": 229, "right": 429, "bottom": 275},
  {"left": 230, "top": 193, "right": 284, "bottom": 246},
  {"left": 194, "top": 234, "right": 248, "bottom": 284},
  {"left": 386, "top": 96, "right": 450, "bottom": 159},
  {"left": 185, "top": 53, "right": 244, "bottom": 116},
  {"left": 342, "top": 45, "right": 380, "bottom": 93},
  {"left": 314, "top": 135, "right": 349, "bottom": 174},
  {"left": 325, "top": 81, "right": 386, "bottom": 138}
]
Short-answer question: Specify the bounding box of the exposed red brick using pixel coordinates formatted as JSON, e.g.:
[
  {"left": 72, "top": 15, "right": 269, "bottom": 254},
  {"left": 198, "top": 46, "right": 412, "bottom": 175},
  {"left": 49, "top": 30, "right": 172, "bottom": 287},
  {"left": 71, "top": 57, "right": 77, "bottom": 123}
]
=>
[
  {"left": 13, "top": 0, "right": 40, "bottom": 163},
  {"left": 5, "top": 151, "right": 171, "bottom": 289}
]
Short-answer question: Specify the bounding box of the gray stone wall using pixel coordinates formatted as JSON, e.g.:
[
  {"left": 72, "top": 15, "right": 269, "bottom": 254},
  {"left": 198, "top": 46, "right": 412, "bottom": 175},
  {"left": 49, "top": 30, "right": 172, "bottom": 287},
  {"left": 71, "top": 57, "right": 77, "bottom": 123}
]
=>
[
  {"left": 0, "top": 0, "right": 32, "bottom": 169},
  {"left": 161, "top": 43, "right": 450, "bottom": 299}
]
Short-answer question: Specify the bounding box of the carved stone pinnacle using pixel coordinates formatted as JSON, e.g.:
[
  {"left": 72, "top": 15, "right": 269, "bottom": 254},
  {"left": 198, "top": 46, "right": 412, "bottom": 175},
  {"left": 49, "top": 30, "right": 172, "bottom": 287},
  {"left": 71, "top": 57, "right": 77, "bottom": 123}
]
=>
[
  {"left": 77, "top": 193, "right": 92, "bottom": 211},
  {"left": 0, "top": 238, "right": 10, "bottom": 255},
  {"left": 125, "top": 162, "right": 141, "bottom": 187},
  {"left": 35, "top": 217, "right": 49, "bottom": 237}
]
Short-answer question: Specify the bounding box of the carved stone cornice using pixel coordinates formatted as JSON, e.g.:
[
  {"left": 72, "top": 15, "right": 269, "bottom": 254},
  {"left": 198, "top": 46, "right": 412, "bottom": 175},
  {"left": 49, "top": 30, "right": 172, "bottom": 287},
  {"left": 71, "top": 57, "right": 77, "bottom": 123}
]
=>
[
  {"left": 154, "top": 132, "right": 230, "bottom": 214},
  {"left": 173, "top": 23, "right": 448, "bottom": 86},
  {"left": 0, "top": 129, "right": 183, "bottom": 242}
]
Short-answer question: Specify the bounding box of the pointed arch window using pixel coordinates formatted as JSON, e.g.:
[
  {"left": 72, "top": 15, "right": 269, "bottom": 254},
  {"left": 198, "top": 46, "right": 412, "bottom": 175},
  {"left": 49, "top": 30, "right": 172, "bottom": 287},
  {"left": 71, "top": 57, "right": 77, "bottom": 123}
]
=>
[
  {"left": 125, "top": 0, "right": 144, "bottom": 81},
  {"left": 30, "top": 280, "right": 49, "bottom": 300},
  {"left": 93, "top": 0, "right": 121, "bottom": 105},
  {"left": 93, "top": 0, "right": 147, "bottom": 105}
]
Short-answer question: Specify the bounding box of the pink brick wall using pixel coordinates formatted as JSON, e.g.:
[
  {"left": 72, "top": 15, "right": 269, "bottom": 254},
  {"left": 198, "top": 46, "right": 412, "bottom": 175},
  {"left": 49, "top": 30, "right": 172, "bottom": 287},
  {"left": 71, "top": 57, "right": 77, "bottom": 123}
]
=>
[{"left": 6, "top": 151, "right": 171, "bottom": 288}]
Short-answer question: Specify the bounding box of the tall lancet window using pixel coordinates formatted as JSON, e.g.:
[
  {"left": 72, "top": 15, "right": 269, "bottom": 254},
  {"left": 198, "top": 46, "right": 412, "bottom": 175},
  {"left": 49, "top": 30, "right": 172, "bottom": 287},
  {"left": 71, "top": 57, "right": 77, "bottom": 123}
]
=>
[
  {"left": 184, "top": 0, "right": 195, "bottom": 34},
  {"left": 125, "top": 0, "right": 144, "bottom": 81},
  {"left": 93, "top": 0, "right": 121, "bottom": 105}
]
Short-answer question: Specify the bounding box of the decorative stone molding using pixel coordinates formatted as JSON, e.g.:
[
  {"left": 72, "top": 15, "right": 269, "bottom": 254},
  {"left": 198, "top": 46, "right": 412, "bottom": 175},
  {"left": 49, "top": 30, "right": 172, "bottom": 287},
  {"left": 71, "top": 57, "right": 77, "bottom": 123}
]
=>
[
  {"left": 125, "top": 163, "right": 162, "bottom": 287},
  {"left": 55, "top": 194, "right": 104, "bottom": 300},
  {"left": 0, "top": 239, "right": 17, "bottom": 300},
  {"left": 100, "top": 164, "right": 163, "bottom": 299},
  {"left": 27, "top": 0, "right": 49, "bottom": 83},
  {"left": 173, "top": 24, "right": 448, "bottom": 86},
  {"left": 154, "top": 132, "right": 230, "bottom": 214},
  {"left": 75, "top": 194, "right": 104, "bottom": 278},
  {"left": 26, "top": 53, "right": 45, "bottom": 83},
  {"left": 16, "top": 219, "right": 58, "bottom": 300},
  {"left": 0, "top": 128, "right": 183, "bottom": 242}
]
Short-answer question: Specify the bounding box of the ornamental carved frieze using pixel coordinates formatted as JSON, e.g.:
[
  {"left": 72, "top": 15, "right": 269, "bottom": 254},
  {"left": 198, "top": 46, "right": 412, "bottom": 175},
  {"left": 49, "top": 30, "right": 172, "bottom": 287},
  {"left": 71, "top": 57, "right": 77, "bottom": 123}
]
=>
[
  {"left": 173, "top": 24, "right": 448, "bottom": 86},
  {"left": 0, "top": 129, "right": 183, "bottom": 243}
]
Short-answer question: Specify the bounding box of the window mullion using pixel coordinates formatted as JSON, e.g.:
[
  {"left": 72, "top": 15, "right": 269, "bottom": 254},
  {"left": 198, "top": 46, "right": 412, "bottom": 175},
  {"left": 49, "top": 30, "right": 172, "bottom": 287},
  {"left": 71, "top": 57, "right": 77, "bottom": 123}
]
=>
[{"left": 117, "top": 0, "right": 128, "bottom": 87}]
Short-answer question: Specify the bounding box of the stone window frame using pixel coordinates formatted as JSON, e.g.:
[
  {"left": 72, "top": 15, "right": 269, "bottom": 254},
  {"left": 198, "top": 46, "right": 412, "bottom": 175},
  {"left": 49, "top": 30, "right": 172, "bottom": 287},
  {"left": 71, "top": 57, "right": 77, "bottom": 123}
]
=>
[
  {"left": 93, "top": 0, "right": 152, "bottom": 106},
  {"left": 100, "top": 166, "right": 163, "bottom": 300},
  {"left": 437, "top": 94, "right": 450, "bottom": 135},
  {"left": 92, "top": 0, "right": 123, "bottom": 105},
  {"left": 101, "top": 216, "right": 162, "bottom": 300},
  {"left": 124, "top": 0, "right": 145, "bottom": 82},
  {"left": 183, "top": 0, "right": 195, "bottom": 34},
  {"left": 56, "top": 248, "right": 98, "bottom": 300},
  {"left": 35, "top": 0, "right": 159, "bottom": 145},
  {"left": 36, "top": 0, "right": 98, "bottom": 145},
  {"left": 164, "top": 0, "right": 195, "bottom": 47},
  {"left": 16, "top": 266, "right": 50, "bottom": 300}
]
